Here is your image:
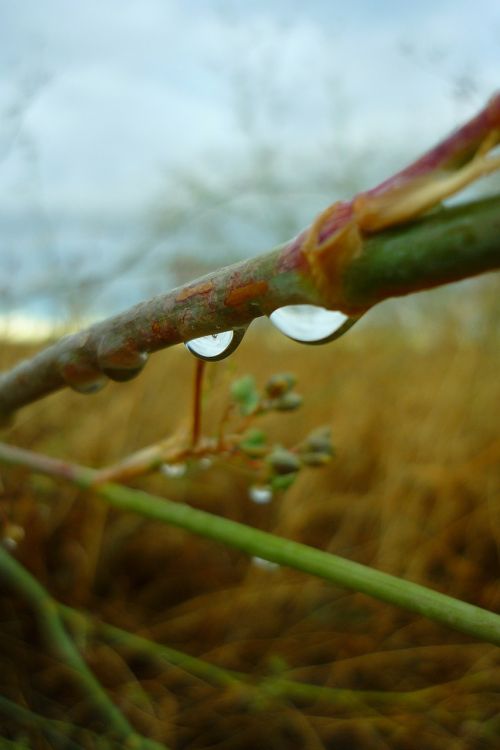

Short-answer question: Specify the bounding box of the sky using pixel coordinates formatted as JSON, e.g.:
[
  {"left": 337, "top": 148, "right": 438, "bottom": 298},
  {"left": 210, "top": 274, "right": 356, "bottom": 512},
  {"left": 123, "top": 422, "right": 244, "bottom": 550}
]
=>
[{"left": 0, "top": 0, "right": 499, "bottom": 324}]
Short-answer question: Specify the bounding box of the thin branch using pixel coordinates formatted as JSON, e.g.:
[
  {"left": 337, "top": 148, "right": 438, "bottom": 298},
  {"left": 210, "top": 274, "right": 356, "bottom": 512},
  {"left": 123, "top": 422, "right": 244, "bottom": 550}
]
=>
[
  {"left": 1, "top": 95, "right": 500, "bottom": 420},
  {"left": 0, "top": 544, "right": 167, "bottom": 749},
  {"left": 59, "top": 603, "right": 497, "bottom": 714},
  {"left": 0, "top": 441, "right": 499, "bottom": 646}
]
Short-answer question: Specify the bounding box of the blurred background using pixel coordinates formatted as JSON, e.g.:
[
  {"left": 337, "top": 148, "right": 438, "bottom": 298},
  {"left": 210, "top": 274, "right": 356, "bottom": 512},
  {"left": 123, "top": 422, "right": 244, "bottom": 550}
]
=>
[
  {"left": 0, "top": 3, "right": 500, "bottom": 749},
  {"left": 1, "top": 0, "right": 499, "bottom": 337}
]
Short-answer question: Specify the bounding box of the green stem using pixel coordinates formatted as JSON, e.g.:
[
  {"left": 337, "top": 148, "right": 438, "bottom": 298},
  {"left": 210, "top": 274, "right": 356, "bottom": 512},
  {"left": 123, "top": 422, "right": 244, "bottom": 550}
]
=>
[
  {"left": 0, "top": 544, "right": 166, "bottom": 749},
  {"left": 61, "top": 604, "right": 491, "bottom": 714},
  {"left": 0, "top": 696, "right": 85, "bottom": 750},
  {"left": 0, "top": 442, "right": 499, "bottom": 646},
  {"left": 343, "top": 195, "right": 500, "bottom": 310}
]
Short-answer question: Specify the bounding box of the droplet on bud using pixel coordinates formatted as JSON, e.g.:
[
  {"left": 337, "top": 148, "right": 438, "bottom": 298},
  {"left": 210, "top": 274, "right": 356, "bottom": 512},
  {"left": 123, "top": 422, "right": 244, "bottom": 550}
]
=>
[
  {"left": 269, "top": 305, "right": 359, "bottom": 344},
  {"left": 251, "top": 556, "right": 280, "bottom": 571},
  {"left": 97, "top": 338, "right": 149, "bottom": 382},
  {"left": 198, "top": 457, "right": 213, "bottom": 470},
  {"left": 248, "top": 485, "right": 273, "bottom": 504},
  {"left": 59, "top": 352, "right": 108, "bottom": 395},
  {"left": 160, "top": 463, "right": 187, "bottom": 478},
  {"left": 185, "top": 327, "right": 246, "bottom": 361}
]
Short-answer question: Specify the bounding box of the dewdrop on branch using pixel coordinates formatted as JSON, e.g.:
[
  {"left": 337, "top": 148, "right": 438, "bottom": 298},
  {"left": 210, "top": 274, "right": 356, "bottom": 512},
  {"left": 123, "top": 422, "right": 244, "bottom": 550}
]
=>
[
  {"left": 269, "top": 305, "right": 360, "bottom": 344},
  {"left": 185, "top": 327, "right": 246, "bottom": 361}
]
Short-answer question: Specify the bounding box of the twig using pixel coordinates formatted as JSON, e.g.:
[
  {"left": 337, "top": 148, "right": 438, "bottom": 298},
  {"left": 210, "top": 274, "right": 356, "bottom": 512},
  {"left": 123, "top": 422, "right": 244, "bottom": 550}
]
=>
[
  {"left": 191, "top": 359, "right": 205, "bottom": 448},
  {"left": 59, "top": 603, "right": 497, "bottom": 714},
  {"left": 0, "top": 95, "right": 500, "bottom": 419},
  {"left": 0, "top": 441, "right": 499, "bottom": 646},
  {"left": 0, "top": 545, "right": 167, "bottom": 749},
  {"left": 0, "top": 695, "right": 85, "bottom": 750}
]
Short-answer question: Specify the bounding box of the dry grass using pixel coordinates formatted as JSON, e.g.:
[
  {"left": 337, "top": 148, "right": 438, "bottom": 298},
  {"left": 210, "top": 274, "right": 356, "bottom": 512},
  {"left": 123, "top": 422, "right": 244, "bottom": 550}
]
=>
[{"left": 0, "top": 306, "right": 499, "bottom": 749}]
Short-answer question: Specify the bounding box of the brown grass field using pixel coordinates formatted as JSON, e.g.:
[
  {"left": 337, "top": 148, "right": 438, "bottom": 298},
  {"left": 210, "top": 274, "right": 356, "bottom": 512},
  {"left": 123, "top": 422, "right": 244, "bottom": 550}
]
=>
[{"left": 0, "top": 291, "right": 499, "bottom": 749}]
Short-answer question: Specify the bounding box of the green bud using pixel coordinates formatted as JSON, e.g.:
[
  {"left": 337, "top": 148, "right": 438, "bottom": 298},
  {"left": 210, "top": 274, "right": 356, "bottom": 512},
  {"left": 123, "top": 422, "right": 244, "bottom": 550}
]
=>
[
  {"left": 274, "top": 392, "right": 303, "bottom": 411},
  {"left": 267, "top": 448, "right": 301, "bottom": 475},
  {"left": 300, "top": 451, "right": 332, "bottom": 467},
  {"left": 304, "top": 426, "right": 334, "bottom": 456},
  {"left": 270, "top": 473, "right": 298, "bottom": 491},
  {"left": 265, "top": 372, "right": 297, "bottom": 398}
]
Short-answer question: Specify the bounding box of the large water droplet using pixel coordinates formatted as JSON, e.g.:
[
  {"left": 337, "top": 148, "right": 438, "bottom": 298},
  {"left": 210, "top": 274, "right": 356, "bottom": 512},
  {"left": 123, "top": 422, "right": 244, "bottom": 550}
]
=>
[
  {"left": 248, "top": 485, "right": 273, "bottom": 504},
  {"left": 185, "top": 327, "right": 245, "bottom": 361},
  {"left": 269, "top": 305, "right": 358, "bottom": 344}
]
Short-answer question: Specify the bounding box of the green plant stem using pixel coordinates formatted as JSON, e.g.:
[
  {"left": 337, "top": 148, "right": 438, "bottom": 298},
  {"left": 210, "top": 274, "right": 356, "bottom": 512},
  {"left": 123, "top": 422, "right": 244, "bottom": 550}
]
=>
[
  {"left": 60, "top": 604, "right": 242, "bottom": 690},
  {"left": 0, "top": 544, "right": 167, "bottom": 749},
  {"left": 0, "top": 695, "right": 165, "bottom": 750},
  {"left": 60, "top": 604, "right": 496, "bottom": 714},
  {"left": 0, "top": 696, "right": 85, "bottom": 750},
  {"left": 0, "top": 441, "right": 499, "bottom": 646}
]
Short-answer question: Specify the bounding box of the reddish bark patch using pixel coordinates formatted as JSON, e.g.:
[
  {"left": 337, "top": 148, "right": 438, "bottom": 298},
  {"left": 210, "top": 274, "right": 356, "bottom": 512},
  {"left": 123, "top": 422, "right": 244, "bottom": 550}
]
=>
[
  {"left": 176, "top": 280, "right": 214, "bottom": 302},
  {"left": 151, "top": 320, "right": 162, "bottom": 338},
  {"left": 225, "top": 281, "right": 268, "bottom": 307}
]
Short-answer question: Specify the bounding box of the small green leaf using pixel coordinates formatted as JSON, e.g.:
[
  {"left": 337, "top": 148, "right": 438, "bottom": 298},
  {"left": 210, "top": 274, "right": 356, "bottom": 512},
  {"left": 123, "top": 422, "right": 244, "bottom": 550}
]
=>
[
  {"left": 270, "top": 473, "right": 298, "bottom": 491},
  {"left": 231, "top": 375, "right": 260, "bottom": 415},
  {"left": 239, "top": 428, "right": 267, "bottom": 457}
]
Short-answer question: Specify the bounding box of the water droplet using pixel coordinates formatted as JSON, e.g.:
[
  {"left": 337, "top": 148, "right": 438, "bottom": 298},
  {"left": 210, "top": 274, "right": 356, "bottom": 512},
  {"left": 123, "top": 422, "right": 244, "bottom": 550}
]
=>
[
  {"left": 97, "top": 339, "right": 149, "bottom": 382},
  {"left": 248, "top": 485, "right": 273, "bottom": 504},
  {"left": 251, "top": 556, "right": 280, "bottom": 571},
  {"left": 198, "top": 457, "right": 213, "bottom": 470},
  {"left": 160, "top": 463, "right": 187, "bottom": 478},
  {"left": 59, "top": 355, "right": 108, "bottom": 394},
  {"left": 185, "top": 327, "right": 245, "bottom": 361},
  {"left": 69, "top": 377, "right": 108, "bottom": 395},
  {"left": 269, "top": 305, "right": 359, "bottom": 344}
]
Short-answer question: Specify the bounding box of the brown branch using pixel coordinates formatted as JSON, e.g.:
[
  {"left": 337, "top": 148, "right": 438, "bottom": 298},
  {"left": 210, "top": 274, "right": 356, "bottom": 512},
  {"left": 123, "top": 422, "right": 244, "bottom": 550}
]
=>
[{"left": 1, "top": 95, "right": 500, "bottom": 420}]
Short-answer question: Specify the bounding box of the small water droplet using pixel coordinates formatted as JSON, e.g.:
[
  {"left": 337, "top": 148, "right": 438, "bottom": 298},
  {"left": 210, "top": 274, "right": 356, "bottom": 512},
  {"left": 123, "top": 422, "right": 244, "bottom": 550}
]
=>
[
  {"left": 60, "top": 356, "right": 108, "bottom": 394},
  {"left": 251, "top": 556, "right": 280, "bottom": 570},
  {"left": 2, "top": 537, "right": 17, "bottom": 550},
  {"left": 97, "top": 340, "right": 149, "bottom": 382},
  {"left": 248, "top": 485, "right": 273, "bottom": 504},
  {"left": 198, "top": 457, "right": 213, "bottom": 470},
  {"left": 269, "top": 305, "right": 359, "bottom": 344},
  {"left": 185, "top": 327, "right": 245, "bottom": 361},
  {"left": 160, "top": 463, "right": 187, "bottom": 478},
  {"left": 69, "top": 378, "right": 108, "bottom": 395}
]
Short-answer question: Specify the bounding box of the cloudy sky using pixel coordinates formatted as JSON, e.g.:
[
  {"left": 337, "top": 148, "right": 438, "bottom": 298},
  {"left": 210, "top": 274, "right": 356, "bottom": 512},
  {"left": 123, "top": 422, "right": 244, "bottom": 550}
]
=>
[{"left": 0, "top": 0, "right": 499, "bottom": 319}]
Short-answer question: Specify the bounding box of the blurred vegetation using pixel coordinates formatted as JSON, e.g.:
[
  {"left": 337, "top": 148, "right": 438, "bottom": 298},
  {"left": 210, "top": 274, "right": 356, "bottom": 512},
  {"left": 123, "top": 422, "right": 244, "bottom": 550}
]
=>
[{"left": 0, "top": 300, "right": 499, "bottom": 748}]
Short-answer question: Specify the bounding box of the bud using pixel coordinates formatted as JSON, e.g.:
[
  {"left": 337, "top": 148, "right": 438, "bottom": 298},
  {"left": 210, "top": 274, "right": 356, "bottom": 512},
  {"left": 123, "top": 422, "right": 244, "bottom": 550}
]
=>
[
  {"left": 303, "top": 426, "right": 334, "bottom": 456},
  {"left": 274, "top": 392, "right": 303, "bottom": 411},
  {"left": 300, "top": 452, "right": 332, "bottom": 467},
  {"left": 265, "top": 373, "right": 296, "bottom": 398},
  {"left": 267, "top": 448, "right": 301, "bottom": 475}
]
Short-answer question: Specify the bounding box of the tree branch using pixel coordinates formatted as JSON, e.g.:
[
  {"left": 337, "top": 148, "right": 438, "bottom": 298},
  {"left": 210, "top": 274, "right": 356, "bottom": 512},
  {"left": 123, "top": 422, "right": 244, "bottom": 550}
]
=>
[
  {"left": 1, "top": 95, "right": 500, "bottom": 420},
  {"left": 0, "top": 441, "right": 499, "bottom": 646}
]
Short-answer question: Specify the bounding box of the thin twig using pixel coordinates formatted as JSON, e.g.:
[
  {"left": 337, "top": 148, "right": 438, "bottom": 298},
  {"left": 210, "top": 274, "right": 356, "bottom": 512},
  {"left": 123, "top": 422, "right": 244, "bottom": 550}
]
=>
[
  {"left": 0, "top": 545, "right": 167, "bottom": 749},
  {"left": 191, "top": 359, "right": 206, "bottom": 448}
]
